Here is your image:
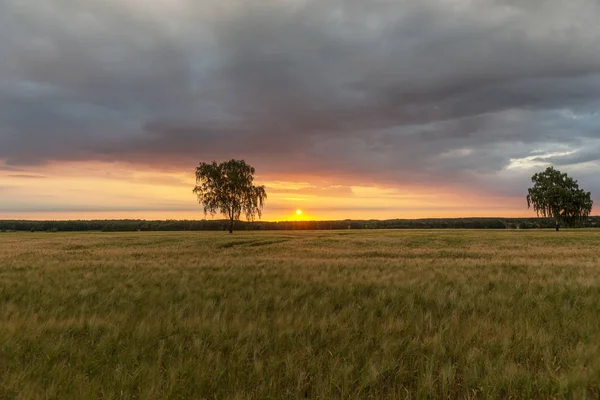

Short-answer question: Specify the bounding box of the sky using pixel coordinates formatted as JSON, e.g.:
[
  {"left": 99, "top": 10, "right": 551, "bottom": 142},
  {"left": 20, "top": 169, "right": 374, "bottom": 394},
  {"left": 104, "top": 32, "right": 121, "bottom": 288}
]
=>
[{"left": 1, "top": 0, "right": 600, "bottom": 221}]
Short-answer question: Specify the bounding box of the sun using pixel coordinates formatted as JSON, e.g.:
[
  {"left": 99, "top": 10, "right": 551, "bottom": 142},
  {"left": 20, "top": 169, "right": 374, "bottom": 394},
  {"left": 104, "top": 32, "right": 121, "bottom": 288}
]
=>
[{"left": 296, "top": 209, "right": 302, "bottom": 215}]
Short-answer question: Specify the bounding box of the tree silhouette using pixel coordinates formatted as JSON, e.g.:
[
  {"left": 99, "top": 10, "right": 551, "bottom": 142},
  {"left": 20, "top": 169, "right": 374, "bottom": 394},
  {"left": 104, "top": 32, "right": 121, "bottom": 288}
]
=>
[
  {"left": 194, "top": 159, "right": 267, "bottom": 233},
  {"left": 527, "top": 166, "right": 593, "bottom": 231}
]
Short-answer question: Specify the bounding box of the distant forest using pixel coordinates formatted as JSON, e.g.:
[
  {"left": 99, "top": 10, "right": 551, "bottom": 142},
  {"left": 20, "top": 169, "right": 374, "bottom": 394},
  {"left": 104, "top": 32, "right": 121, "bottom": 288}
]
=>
[{"left": 1, "top": 217, "right": 600, "bottom": 232}]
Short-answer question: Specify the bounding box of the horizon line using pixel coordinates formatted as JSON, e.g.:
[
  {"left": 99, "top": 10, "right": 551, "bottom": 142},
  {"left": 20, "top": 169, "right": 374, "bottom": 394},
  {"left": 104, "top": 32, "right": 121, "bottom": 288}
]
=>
[{"left": 1, "top": 216, "right": 596, "bottom": 223}]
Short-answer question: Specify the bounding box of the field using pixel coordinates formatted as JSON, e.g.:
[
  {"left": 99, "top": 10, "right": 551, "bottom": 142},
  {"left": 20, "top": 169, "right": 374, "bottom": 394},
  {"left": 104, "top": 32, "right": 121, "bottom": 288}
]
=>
[{"left": 1, "top": 230, "right": 600, "bottom": 399}]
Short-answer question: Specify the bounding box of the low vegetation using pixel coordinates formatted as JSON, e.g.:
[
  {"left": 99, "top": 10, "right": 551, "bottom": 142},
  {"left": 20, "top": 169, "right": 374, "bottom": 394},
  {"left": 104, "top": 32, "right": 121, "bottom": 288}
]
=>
[
  {"left": 3, "top": 216, "right": 600, "bottom": 232},
  {"left": 2, "top": 230, "right": 600, "bottom": 398}
]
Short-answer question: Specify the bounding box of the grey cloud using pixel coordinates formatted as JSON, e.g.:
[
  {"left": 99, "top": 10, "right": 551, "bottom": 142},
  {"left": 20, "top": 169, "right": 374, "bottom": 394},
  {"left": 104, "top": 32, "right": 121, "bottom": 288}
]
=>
[
  {"left": 2, "top": 0, "right": 600, "bottom": 197},
  {"left": 266, "top": 185, "right": 354, "bottom": 197},
  {"left": 6, "top": 174, "right": 46, "bottom": 179},
  {"left": 0, "top": 165, "right": 20, "bottom": 171}
]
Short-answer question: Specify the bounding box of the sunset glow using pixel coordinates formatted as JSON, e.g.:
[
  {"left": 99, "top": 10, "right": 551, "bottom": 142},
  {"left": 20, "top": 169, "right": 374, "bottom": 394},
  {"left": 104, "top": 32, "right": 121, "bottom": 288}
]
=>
[{"left": 0, "top": 160, "right": 541, "bottom": 221}]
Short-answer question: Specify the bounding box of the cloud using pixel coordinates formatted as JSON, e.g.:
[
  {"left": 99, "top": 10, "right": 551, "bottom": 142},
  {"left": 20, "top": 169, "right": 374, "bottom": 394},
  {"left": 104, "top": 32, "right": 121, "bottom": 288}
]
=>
[
  {"left": 2, "top": 0, "right": 600, "bottom": 198},
  {"left": 6, "top": 174, "right": 46, "bottom": 179},
  {"left": 266, "top": 185, "right": 354, "bottom": 197}
]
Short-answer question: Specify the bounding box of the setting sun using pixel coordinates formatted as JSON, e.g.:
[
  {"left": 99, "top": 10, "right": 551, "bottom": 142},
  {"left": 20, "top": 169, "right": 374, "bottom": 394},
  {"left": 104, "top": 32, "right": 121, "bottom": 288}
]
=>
[{"left": 296, "top": 209, "right": 302, "bottom": 215}]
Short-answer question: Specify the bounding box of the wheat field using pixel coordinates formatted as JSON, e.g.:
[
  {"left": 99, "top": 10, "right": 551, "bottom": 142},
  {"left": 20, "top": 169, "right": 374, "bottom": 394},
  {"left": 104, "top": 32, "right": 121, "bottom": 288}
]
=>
[{"left": 1, "top": 230, "right": 600, "bottom": 399}]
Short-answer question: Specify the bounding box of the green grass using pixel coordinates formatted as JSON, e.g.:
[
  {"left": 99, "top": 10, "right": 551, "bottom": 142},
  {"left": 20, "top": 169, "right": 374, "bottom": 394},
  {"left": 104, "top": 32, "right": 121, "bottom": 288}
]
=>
[{"left": 1, "top": 230, "right": 600, "bottom": 399}]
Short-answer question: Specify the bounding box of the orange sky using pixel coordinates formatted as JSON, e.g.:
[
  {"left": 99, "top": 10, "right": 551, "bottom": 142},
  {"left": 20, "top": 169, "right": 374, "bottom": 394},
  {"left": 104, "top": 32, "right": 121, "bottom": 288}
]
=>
[{"left": 0, "top": 161, "right": 537, "bottom": 221}]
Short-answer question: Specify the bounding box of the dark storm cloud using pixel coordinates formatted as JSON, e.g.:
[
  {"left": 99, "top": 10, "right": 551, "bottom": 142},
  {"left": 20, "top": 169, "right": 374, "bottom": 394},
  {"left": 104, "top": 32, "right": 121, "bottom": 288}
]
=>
[{"left": 2, "top": 0, "right": 600, "bottom": 194}]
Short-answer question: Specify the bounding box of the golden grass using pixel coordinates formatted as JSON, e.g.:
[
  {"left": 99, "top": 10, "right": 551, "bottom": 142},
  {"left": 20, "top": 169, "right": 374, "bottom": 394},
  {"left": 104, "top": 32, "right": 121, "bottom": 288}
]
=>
[{"left": 1, "top": 230, "right": 600, "bottom": 399}]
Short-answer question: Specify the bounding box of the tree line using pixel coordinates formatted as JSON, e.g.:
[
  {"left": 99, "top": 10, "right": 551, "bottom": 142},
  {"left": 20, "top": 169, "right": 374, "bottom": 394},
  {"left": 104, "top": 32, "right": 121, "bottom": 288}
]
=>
[{"left": 2, "top": 217, "right": 599, "bottom": 233}]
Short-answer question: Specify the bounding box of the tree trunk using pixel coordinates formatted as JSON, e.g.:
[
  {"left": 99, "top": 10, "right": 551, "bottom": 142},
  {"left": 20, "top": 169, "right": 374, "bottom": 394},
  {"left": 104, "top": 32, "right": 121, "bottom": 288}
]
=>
[
  {"left": 555, "top": 222, "right": 560, "bottom": 232},
  {"left": 229, "top": 218, "right": 234, "bottom": 234}
]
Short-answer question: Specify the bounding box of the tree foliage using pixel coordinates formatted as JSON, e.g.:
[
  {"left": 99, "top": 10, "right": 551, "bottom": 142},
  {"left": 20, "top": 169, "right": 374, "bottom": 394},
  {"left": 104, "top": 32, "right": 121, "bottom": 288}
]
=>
[
  {"left": 526, "top": 166, "right": 593, "bottom": 229},
  {"left": 193, "top": 159, "right": 267, "bottom": 233}
]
